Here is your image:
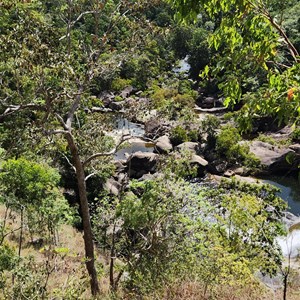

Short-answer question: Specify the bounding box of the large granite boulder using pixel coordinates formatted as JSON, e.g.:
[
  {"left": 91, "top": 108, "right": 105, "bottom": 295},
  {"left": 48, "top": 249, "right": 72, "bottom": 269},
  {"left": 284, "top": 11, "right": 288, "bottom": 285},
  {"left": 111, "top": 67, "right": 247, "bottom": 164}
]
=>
[
  {"left": 127, "top": 151, "right": 159, "bottom": 178},
  {"left": 155, "top": 135, "right": 173, "bottom": 154},
  {"left": 249, "top": 141, "right": 298, "bottom": 172}
]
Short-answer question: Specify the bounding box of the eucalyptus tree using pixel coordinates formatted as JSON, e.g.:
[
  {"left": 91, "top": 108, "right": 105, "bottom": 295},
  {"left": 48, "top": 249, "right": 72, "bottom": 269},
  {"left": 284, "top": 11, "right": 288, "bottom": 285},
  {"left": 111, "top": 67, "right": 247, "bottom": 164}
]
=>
[{"left": 169, "top": 0, "right": 300, "bottom": 129}]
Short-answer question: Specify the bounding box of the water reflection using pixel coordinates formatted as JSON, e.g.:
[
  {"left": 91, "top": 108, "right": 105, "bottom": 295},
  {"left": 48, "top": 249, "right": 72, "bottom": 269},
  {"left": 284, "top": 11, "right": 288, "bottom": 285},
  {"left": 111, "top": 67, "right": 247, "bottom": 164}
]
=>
[{"left": 262, "top": 176, "right": 300, "bottom": 216}]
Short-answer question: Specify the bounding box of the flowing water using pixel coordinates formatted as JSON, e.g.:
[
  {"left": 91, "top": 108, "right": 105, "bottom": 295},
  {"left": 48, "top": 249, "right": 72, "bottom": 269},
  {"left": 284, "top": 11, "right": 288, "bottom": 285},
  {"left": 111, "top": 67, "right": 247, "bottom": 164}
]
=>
[{"left": 112, "top": 117, "right": 154, "bottom": 160}]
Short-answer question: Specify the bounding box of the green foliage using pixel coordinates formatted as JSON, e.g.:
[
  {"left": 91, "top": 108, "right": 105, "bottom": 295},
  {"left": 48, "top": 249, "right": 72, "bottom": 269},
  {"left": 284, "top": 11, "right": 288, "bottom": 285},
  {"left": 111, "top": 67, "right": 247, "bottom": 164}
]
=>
[
  {"left": 111, "top": 78, "right": 132, "bottom": 92},
  {"left": 170, "top": 125, "right": 188, "bottom": 145},
  {"left": 291, "top": 126, "right": 300, "bottom": 142},
  {"left": 216, "top": 125, "right": 260, "bottom": 168},
  {"left": 162, "top": 150, "right": 198, "bottom": 179},
  {"left": 170, "top": 0, "right": 300, "bottom": 129},
  {"left": 200, "top": 115, "right": 221, "bottom": 148},
  {"left": 256, "top": 133, "right": 277, "bottom": 145},
  {"left": 0, "top": 158, "right": 74, "bottom": 238},
  {"left": 206, "top": 179, "right": 287, "bottom": 275},
  {"left": 150, "top": 84, "right": 196, "bottom": 120}
]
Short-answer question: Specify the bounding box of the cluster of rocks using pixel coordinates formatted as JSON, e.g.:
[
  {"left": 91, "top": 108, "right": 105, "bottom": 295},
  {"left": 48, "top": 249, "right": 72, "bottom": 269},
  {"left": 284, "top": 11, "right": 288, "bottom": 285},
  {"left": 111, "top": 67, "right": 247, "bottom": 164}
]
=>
[{"left": 96, "top": 86, "right": 300, "bottom": 196}]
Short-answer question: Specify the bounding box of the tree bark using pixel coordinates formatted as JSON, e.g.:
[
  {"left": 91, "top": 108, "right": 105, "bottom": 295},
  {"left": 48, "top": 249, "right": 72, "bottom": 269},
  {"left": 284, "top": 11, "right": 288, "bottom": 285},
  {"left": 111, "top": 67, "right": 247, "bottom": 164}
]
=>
[{"left": 66, "top": 133, "right": 100, "bottom": 296}]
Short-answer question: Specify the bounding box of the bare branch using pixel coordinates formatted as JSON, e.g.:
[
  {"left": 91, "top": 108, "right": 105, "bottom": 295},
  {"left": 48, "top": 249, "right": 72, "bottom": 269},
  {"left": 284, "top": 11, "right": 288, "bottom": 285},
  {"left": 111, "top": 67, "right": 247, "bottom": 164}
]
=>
[
  {"left": 72, "top": 10, "right": 97, "bottom": 26},
  {"left": 55, "top": 113, "right": 69, "bottom": 131},
  {"left": 0, "top": 104, "right": 45, "bottom": 121},
  {"left": 85, "top": 172, "right": 97, "bottom": 181},
  {"left": 66, "top": 85, "right": 84, "bottom": 129},
  {"left": 62, "top": 152, "right": 76, "bottom": 173},
  {"left": 83, "top": 134, "right": 131, "bottom": 167}
]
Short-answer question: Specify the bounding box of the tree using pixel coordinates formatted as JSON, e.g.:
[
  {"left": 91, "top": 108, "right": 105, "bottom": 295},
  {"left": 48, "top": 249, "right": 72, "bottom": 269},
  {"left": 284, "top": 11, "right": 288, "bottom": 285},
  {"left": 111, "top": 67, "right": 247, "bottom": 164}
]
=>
[
  {"left": 169, "top": 0, "right": 300, "bottom": 129},
  {"left": 0, "top": 0, "right": 173, "bottom": 295},
  {"left": 0, "top": 158, "right": 73, "bottom": 253},
  {"left": 0, "top": 0, "right": 125, "bottom": 295}
]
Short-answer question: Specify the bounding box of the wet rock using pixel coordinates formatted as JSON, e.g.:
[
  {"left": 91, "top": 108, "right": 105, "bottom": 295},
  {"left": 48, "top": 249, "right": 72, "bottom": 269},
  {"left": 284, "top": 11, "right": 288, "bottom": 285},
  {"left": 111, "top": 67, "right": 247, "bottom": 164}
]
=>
[{"left": 155, "top": 135, "right": 173, "bottom": 154}]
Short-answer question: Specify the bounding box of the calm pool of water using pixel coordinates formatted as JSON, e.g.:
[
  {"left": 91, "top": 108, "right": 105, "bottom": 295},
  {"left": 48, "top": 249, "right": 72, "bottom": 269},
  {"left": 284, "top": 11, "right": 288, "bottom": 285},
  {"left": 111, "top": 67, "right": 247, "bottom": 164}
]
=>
[{"left": 262, "top": 175, "right": 300, "bottom": 216}]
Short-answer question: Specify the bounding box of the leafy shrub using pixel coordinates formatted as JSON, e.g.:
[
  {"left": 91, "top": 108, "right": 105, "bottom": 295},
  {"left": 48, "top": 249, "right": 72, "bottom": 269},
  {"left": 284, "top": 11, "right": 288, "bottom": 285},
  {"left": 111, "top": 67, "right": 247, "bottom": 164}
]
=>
[
  {"left": 111, "top": 78, "right": 132, "bottom": 92},
  {"left": 291, "top": 127, "right": 300, "bottom": 142},
  {"left": 170, "top": 126, "right": 188, "bottom": 146},
  {"left": 216, "top": 125, "right": 260, "bottom": 168},
  {"left": 201, "top": 115, "right": 221, "bottom": 148},
  {"left": 256, "top": 133, "right": 277, "bottom": 145}
]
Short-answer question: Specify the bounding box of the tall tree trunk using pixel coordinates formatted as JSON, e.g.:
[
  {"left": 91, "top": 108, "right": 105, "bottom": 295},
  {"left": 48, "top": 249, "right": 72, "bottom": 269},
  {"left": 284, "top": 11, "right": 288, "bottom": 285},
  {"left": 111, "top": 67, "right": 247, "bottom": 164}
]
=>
[{"left": 66, "top": 133, "right": 100, "bottom": 296}]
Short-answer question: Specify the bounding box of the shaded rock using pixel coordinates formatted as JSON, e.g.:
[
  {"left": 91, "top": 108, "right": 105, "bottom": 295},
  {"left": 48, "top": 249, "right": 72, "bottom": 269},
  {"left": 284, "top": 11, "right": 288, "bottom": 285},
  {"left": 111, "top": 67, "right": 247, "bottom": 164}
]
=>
[
  {"left": 109, "top": 101, "right": 125, "bottom": 111},
  {"left": 145, "top": 118, "right": 169, "bottom": 139},
  {"left": 98, "top": 91, "right": 115, "bottom": 107},
  {"left": 190, "top": 154, "right": 208, "bottom": 177},
  {"left": 104, "top": 178, "right": 122, "bottom": 196},
  {"left": 155, "top": 135, "right": 172, "bottom": 154},
  {"left": 175, "top": 142, "right": 199, "bottom": 153},
  {"left": 127, "top": 151, "right": 159, "bottom": 178},
  {"left": 224, "top": 169, "right": 235, "bottom": 177},
  {"left": 120, "top": 86, "right": 134, "bottom": 98},
  {"left": 249, "top": 141, "right": 296, "bottom": 172},
  {"left": 196, "top": 96, "right": 224, "bottom": 109},
  {"left": 207, "top": 159, "right": 228, "bottom": 175}
]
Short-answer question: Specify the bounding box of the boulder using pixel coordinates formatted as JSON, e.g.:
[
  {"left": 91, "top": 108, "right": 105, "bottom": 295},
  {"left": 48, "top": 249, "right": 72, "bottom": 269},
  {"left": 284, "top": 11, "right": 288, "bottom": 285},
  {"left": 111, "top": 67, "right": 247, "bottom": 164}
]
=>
[
  {"left": 207, "top": 159, "right": 228, "bottom": 175},
  {"left": 120, "top": 86, "right": 134, "bottom": 98},
  {"left": 175, "top": 142, "right": 199, "bottom": 153},
  {"left": 104, "top": 178, "right": 122, "bottom": 196},
  {"left": 108, "top": 100, "right": 125, "bottom": 111},
  {"left": 155, "top": 135, "right": 173, "bottom": 154},
  {"left": 190, "top": 154, "right": 208, "bottom": 177},
  {"left": 145, "top": 118, "right": 169, "bottom": 139},
  {"left": 98, "top": 91, "right": 114, "bottom": 107},
  {"left": 190, "top": 154, "right": 208, "bottom": 167},
  {"left": 249, "top": 141, "right": 297, "bottom": 172},
  {"left": 127, "top": 151, "right": 159, "bottom": 178}
]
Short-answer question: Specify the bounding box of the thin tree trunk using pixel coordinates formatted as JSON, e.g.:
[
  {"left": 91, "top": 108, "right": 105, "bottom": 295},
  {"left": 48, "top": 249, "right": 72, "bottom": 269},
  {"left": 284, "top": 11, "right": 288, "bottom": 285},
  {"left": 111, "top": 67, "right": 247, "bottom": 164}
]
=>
[
  {"left": 18, "top": 207, "right": 24, "bottom": 257},
  {"left": 66, "top": 133, "right": 100, "bottom": 296},
  {"left": 110, "top": 221, "right": 116, "bottom": 291},
  {"left": 283, "top": 273, "right": 288, "bottom": 300}
]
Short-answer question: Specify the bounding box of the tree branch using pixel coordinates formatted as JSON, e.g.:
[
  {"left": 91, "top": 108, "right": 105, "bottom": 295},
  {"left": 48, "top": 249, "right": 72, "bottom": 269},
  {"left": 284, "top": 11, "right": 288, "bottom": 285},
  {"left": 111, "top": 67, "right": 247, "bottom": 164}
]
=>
[
  {"left": 83, "top": 134, "right": 131, "bottom": 167},
  {"left": 0, "top": 104, "right": 45, "bottom": 121}
]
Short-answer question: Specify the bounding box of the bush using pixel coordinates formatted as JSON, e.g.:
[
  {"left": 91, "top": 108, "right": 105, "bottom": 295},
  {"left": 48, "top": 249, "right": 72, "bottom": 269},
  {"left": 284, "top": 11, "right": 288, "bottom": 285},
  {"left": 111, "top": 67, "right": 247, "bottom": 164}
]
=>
[
  {"left": 111, "top": 78, "right": 132, "bottom": 92},
  {"left": 170, "top": 126, "right": 188, "bottom": 146},
  {"left": 216, "top": 125, "right": 260, "bottom": 168},
  {"left": 291, "top": 127, "right": 300, "bottom": 142}
]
